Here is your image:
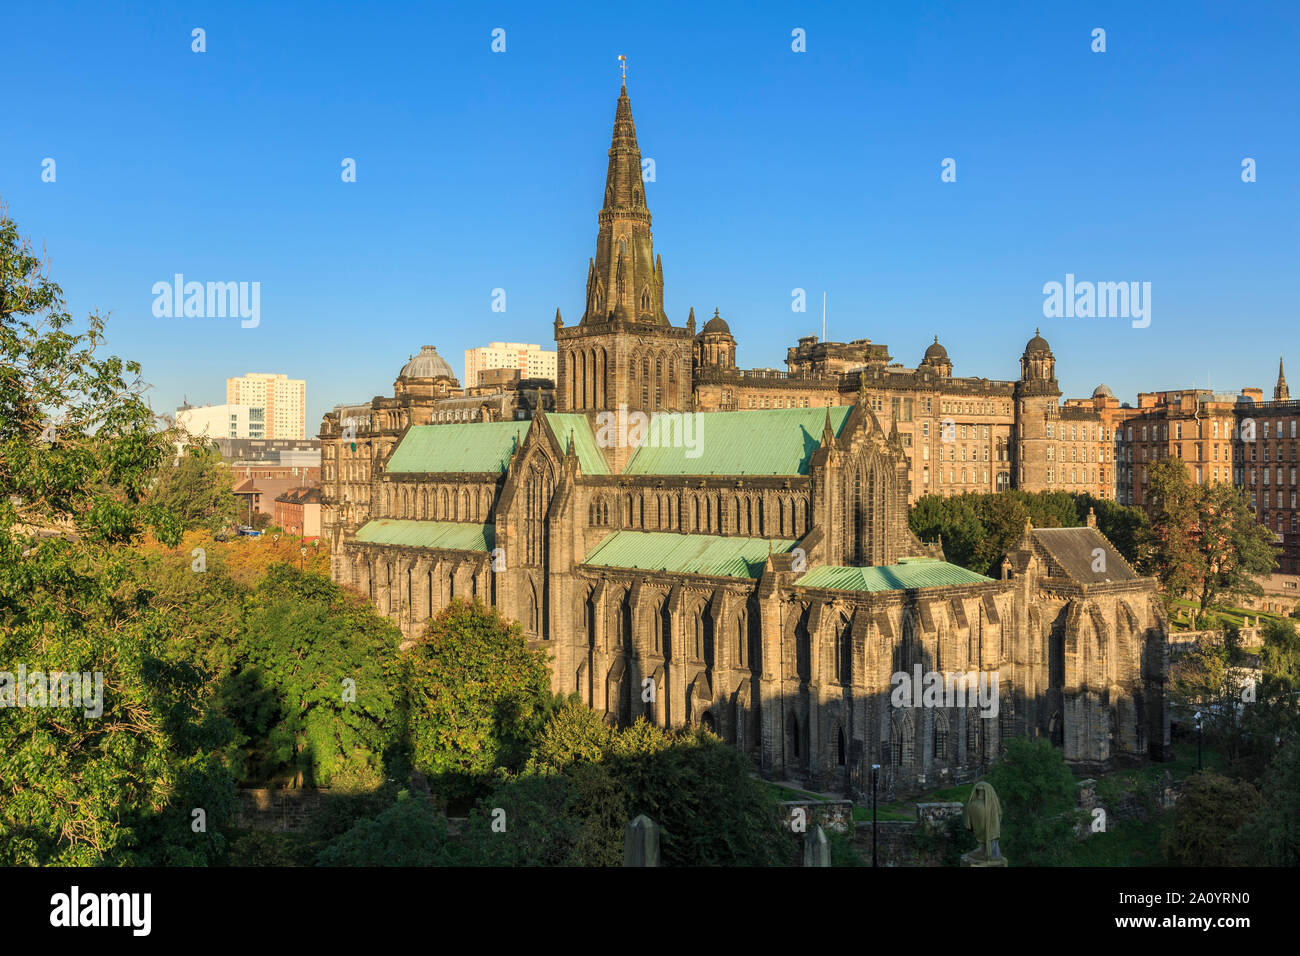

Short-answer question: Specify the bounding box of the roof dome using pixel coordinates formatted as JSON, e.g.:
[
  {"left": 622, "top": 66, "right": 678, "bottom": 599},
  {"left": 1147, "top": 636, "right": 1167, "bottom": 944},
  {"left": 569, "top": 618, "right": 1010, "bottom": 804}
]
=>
[
  {"left": 1092, "top": 383, "right": 1114, "bottom": 399},
  {"left": 702, "top": 308, "right": 731, "bottom": 334},
  {"left": 923, "top": 335, "right": 949, "bottom": 364},
  {"left": 399, "top": 345, "right": 456, "bottom": 380},
  {"left": 1024, "top": 328, "right": 1052, "bottom": 354}
]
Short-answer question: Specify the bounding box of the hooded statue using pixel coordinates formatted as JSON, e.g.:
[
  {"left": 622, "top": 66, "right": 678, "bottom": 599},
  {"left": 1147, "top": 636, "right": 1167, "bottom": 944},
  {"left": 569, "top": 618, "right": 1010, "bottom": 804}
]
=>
[{"left": 963, "top": 781, "right": 1002, "bottom": 861}]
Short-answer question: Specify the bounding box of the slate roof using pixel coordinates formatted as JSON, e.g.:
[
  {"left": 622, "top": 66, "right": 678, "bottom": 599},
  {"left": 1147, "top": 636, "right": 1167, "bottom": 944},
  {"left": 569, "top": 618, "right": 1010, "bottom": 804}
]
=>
[
  {"left": 385, "top": 422, "right": 523, "bottom": 474},
  {"left": 354, "top": 519, "right": 494, "bottom": 552},
  {"left": 384, "top": 405, "right": 850, "bottom": 478},
  {"left": 583, "top": 531, "right": 797, "bottom": 578},
  {"left": 542, "top": 413, "right": 610, "bottom": 475},
  {"left": 623, "top": 406, "right": 852, "bottom": 476},
  {"left": 1031, "top": 526, "right": 1138, "bottom": 583},
  {"left": 796, "top": 558, "right": 993, "bottom": 592}
]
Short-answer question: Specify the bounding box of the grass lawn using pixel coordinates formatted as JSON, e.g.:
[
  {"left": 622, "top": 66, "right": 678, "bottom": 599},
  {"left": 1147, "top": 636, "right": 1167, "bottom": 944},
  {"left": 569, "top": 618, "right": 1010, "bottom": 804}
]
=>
[{"left": 1170, "top": 599, "right": 1293, "bottom": 632}]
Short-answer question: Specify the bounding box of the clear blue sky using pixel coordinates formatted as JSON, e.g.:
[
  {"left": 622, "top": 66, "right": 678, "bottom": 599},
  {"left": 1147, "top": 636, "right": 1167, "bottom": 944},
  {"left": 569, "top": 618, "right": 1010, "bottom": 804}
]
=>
[{"left": 4, "top": 0, "right": 1297, "bottom": 430}]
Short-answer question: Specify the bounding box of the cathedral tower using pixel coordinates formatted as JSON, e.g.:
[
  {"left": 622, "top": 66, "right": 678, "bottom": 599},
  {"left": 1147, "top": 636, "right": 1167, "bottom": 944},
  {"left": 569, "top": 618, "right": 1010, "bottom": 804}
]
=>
[{"left": 555, "top": 81, "right": 694, "bottom": 417}]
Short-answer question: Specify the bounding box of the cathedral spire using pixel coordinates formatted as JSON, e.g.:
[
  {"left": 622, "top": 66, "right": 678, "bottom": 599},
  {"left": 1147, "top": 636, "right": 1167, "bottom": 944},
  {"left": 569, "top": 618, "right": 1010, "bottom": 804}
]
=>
[
  {"left": 1276, "top": 356, "right": 1290, "bottom": 402},
  {"left": 581, "top": 83, "right": 665, "bottom": 326}
]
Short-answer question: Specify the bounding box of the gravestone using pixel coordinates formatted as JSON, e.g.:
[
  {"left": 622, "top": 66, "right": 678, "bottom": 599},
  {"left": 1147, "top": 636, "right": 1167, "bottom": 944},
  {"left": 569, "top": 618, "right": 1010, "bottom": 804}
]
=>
[{"left": 624, "top": 814, "right": 661, "bottom": 867}]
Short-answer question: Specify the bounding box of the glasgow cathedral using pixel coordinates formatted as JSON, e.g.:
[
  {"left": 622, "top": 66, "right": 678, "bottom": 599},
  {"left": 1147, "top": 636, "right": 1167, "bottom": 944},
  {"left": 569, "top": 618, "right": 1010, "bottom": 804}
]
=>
[{"left": 318, "top": 82, "right": 1170, "bottom": 797}]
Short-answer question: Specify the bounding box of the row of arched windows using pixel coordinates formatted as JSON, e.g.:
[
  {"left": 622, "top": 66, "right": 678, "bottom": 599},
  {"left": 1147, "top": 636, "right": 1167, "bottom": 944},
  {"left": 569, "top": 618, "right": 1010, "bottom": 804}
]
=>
[
  {"left": 630, "top": 346, "right": 679, "bottom": 411},
  {"left": 567, "top": 347, "right": 608, "bottom": 410},
  {"left": 581, "top": 587, "right": 756, "bottom": 670},
  {"left": 385, "top": 483, "right": 494, "bottom": 522},
  {"left": 598, "top": 490, "right": 808, "bottom": 537}
]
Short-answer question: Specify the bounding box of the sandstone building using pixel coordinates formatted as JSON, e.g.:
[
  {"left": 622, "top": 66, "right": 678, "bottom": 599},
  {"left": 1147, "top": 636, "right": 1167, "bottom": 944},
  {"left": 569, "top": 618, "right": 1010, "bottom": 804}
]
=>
[{"left": 319, "top": 83, "right": 1170, "bottom": 796}]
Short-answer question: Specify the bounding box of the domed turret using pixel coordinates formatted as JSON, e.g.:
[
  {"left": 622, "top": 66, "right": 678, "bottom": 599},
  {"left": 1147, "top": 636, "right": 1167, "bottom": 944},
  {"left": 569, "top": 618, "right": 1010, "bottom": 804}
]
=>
[
  {"left": 694, "top": 308, "right": 736, "bottom": 370},
  {"left": 920, "top": 335, "right": 952, "bottom": 377},
  {"left": 703, "top": 309, "right": 730, "bottom": 334},
  {"left": 399, "top": 345, "right": 457, "bottom": 381},
  {"left": 1024, "top": 329, "right": 1052, "bottom": 355},
  {"left": 1092, "top": 383, "right": 1114, "bottom": 399},
  {"left": 1019, "top": 328, "right": 1056, "bottom": 384}
]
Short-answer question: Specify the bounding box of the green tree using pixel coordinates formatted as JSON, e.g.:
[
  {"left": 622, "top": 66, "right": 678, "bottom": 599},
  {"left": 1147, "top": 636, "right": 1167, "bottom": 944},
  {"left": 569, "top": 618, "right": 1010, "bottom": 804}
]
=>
[
  {"left": 618, "top": 729, "right": 788, "bottom": 866},
  {"left": 146, "top": 440, "right": 239, "bottom": 533},
  {"left": 1192, "top": 481, "right": 1277, "bottom": 611},
  {"left": 1162, "top": 771, "right": 1259, "bottom": 866},
  {"left": 1259, "top": 618, "right": 1300, "bottom": 692},
  {"left": 0, "top": 205, "right": 235, "bottom": 864},
  {"left": 1239, "top": 730, "right": 1300, "bottom": 865},
  {"left": 1137, "top": 458, "right": 1203, "bottom": 604},
  {"left": 405, "top": 599, "right": 553, "bottom": 804},
  {"left": 229, "top": 564, "right": 403, "bottom": 788},
  {"left": 462, "top": 774, "right": 582, "bottom": 867},
  {"left": 1137, "top": 459, "right": 1276, "bottom": 610},
  {"left": 527, "top": 694, "right": 616, "bottom": 773},
  {"left": 982, "top": 738, "right": 1081, "bottom": 866},
  {"left": 316, "top": 791, "right": 452, "bottom": 866},
  {"left": 909, "top": 490, "right": 1147, "bottom": 576}
]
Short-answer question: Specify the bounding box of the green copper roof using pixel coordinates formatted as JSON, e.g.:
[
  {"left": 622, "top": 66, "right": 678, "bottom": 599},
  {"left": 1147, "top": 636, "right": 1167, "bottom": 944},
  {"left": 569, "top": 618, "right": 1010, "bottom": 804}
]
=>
[
  {"left": 583, "top": 531, "right": 797, "bottom": 578},
  {"left": 386, "top": 421, "right": 523, "bottom": 474},
  {"left": 542, "top": 413, "right": 610, "bottom": 475},
  {"left": 354, "top": 519, "right": 494, "bottom": 552},
  {"left": 796, "top": 559, "right": 993, "bottom": 592},
  {"left": 622, "top": 406, "right": 852, "bottom": 477}
]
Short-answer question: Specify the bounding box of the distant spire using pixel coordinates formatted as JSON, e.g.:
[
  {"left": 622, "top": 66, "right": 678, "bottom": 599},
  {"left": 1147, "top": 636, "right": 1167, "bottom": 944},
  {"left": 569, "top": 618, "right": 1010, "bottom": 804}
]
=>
[{"left": 1276, "top": 356, "right": 1290, "bottom": 402}]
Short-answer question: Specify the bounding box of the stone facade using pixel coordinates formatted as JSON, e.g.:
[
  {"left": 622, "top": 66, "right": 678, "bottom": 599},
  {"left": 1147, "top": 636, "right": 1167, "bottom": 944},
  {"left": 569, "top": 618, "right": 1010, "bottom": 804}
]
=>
[{"left": 319, "top": 83, "right": 1170, "bottom": 795}]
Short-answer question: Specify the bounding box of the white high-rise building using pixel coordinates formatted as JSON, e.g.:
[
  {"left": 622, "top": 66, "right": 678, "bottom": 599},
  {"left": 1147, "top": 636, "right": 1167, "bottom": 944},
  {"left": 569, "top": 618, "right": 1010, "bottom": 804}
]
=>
[
  {"left": 463, "top": 342, "right": 556, "bottom": 388},
  {"left": 227, "top": 373, "right": 306, "bottom": 439},
  {"left": 176, "top": 403, "right": 265, "bottom": 440}
]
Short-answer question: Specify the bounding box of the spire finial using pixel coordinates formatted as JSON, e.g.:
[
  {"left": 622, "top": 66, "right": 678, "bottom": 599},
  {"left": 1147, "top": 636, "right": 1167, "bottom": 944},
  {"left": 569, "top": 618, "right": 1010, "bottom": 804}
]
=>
[{"left": 618, "top": 54, "right": 627, "bottom": 87}]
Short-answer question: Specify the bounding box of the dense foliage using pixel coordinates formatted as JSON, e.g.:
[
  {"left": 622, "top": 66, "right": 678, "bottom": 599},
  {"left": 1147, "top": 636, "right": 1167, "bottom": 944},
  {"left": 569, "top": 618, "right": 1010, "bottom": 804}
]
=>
[
  {"left": 0, "top": 206, "right": 235, "bottom": 864},
  {"left": 982, "top": 738, "right": 1082, "bottom": 866},
  {"left": 909, "top": 490, "right": 1146, "bottom": 576},
  {"left": 1139, "top": 458, "right": 1277, "bottom": 610}
]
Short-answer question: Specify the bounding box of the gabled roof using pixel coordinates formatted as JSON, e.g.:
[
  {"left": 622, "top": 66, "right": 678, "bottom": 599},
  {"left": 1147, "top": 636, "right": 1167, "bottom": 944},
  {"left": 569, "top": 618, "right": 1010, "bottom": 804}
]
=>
[
  {"left": 542, "top": 413, "right": 610, "bottom": 475},
  {"left": 354, "top": 519, "right": 494, "bottom": 552},
  {"left": 796, "top": 558, "right": 993, "bottom": 592},
  {"left": 275, "top": 487, "right": 321, "bottom": 504},
  {"left": 583, "top": 531, "right": 796, "bottom": 578},
  {"left": 386, "top": 421, "right": 523, "bottom": 474},
  {"left": 623, "top": 406, "right": 852, "bottom": 477},
  {"left": 1031, "top": 526, "right": 1138, "bottom": 583}
]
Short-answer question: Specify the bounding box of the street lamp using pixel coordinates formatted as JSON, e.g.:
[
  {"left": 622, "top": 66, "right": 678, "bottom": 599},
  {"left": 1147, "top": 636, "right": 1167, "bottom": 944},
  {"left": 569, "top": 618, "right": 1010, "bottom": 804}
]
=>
[
  {"left": 1194, "top": 710, "right": 1203, "bottom": 770},
  {"left": 871, "top": 762, "right": 881, "bottom": 868}
]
